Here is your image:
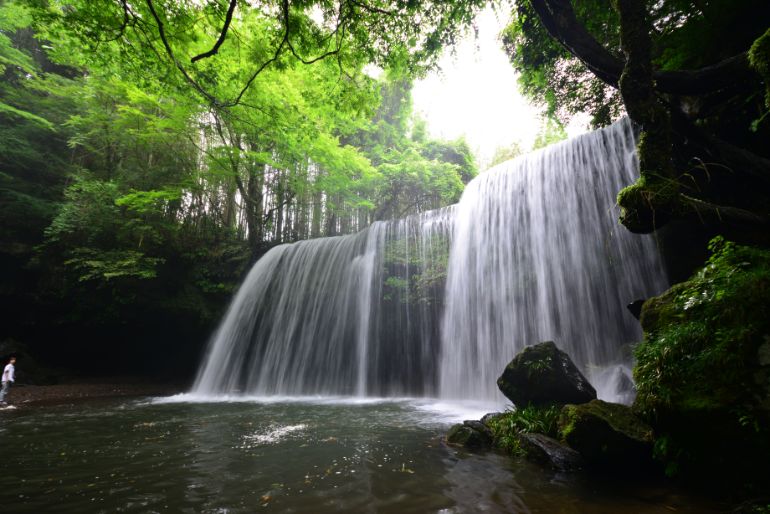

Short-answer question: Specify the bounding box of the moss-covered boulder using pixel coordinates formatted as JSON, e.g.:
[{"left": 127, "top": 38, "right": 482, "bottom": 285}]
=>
[
  {"left": 634, "top": 238, "right": 770, "bottom": 485},
  {"left": 497, "top": 341, "right": 596, "bottom": 407},
  {"left": 446, "top": 420, "right": 493, "bottom": 449},
  {"left": 559, "top": 400, "right": 654, "bottom": 468}
]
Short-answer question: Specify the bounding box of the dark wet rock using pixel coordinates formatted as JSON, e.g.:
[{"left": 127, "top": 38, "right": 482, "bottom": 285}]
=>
[
  {"left": 558, "top": 400, "right": 653, "bottom": 468},
  {"left": 446, "top": 420, "right": 493, "bottom": 449},
  {"left": 626, "top": 299, "right": 645, "bottom": 320},
  {"left": 517, "top": 433, "right": 583, "bottom": 471},
  {"left": 480, "top": 412, "right": 504, "bottom": 427},
  {"left": 497, "top": 341, "right": 597, "bottom": 407}
]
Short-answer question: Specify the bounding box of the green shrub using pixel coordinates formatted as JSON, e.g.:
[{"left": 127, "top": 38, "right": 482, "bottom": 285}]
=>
[
  {"left": 633, "top": 236, "right": 770, "bottom": 483},
  {"left": 635, "top": 237, "right": 770, "bottom": 416},
  {"left": 486, "top": 404, "right": 561, "bottom": 455}
]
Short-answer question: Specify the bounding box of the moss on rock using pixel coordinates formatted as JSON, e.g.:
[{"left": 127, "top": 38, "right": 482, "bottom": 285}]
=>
[
  {"left": 749, "top": 28, "right": 770, "bottom": 109},
  {"left": 633, "top": 237, "right": 770, "bottom": 485},
  {"left": 617, "top": 171, "right": 680, "bottom": 234},
  {"left": 446, "top": 421, "right": 493, "bottom": 449},
  {"left": 558, "top": 400, "right": 654, "bottom": 469}
]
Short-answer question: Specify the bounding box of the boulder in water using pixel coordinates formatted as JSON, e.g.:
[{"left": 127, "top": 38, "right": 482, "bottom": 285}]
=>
[
  {"left": 558, "top": 399, "right": 654, "bottom": 468},
  {"left": 480, "top": 412, "right": 504, "bottom": 426},
  {"left": 517, "top": 433, "right": 584, "bottom": 471},
  {"left": 446, "top": 420, "right": 493, "bottom": 449},
  {"left": 497, "top": 341, "right": 597, "bottom": 407}
]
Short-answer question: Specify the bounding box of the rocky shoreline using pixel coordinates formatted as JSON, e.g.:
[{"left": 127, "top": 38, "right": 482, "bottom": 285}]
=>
[{"left": 1, "top": 379, "right": 185, "bottom": 407}]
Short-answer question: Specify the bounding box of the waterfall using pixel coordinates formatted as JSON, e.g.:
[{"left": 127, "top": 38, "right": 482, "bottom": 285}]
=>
[
  {"left": 192, "top": 119, "right": 667, "bottom": 403},
  {"left": 193, "top": 209, "right": 454, "bottom": 397},
  {"left": 439, "top": 118, "right": 666, "bottom": 401}
]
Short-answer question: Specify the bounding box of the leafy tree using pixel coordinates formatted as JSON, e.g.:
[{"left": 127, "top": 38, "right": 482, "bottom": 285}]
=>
[
  {"left": 511, "top": 0, "right": 770, "bottom": 235},
  {"left": 488, "top": 141, "right": 524, "bottom": 168},
  {"left": 502, "top": 0, "right": 623, "bottom": 128},
  {"left": 0, "top": 0, "right": 479, "bottom": 377},
  {"left": 532, "top": 116, "right": 567, "bottom": 150}
]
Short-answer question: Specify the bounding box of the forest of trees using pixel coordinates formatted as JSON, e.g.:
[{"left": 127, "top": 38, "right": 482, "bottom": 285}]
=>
[
  {"left": 0, "top": 0, "right": 480, "bottom": 377},
  {"left": 2, "top": 0, "right": 769, "bottom": 388}
]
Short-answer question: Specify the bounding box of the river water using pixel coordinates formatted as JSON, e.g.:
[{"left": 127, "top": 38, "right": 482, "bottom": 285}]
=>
[{"left": 0, "top": 397, "right": 720, "bottom": 513}]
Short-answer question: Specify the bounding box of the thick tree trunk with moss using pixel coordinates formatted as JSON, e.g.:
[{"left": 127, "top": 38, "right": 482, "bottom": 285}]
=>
[
  {"left": 613, "top": 0, "right": 680, "bottom": 233},
  {"left": 612, "top": 0, "right": 769, "bottom": 234}
]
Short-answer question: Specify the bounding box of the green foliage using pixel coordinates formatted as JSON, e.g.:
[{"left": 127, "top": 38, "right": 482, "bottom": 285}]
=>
[
  {"left": 504, "top": 0, "right": 770, "bottom": 129},
  {"left": 0, "top": 0, "right": 478, "bottom": 376},
  {"left": 635, "top": 237, "right": 770, "bottom": 415},
  {"left": 382, "top": 233, "right": 451, "bottom": 306},
  {"left": 532, "top": 117, "right": 568, "bottom": 150},
  {"left": 486, "top": 405, "right": 561, "bottom": 455},
  {"left": 634, "top": 237, "right": 770, "bottom": 480},
  {"left": 502, "top": 0, "right": 622, "bottom": 127},
  {"left": 488, "top": 142, "right": 524, "bottom": 168},
  {"left": 63, "top": 249, "right": 164, "bottom": 282}
]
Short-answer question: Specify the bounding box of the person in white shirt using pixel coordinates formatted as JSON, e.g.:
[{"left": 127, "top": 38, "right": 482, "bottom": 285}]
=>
[{"left": 0, "top": 356, "right": 16, "bottom": 404}]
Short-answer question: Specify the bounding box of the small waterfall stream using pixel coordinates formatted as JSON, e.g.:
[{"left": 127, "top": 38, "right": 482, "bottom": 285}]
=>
[{"left": 192, "top": 119, "right": 667, "bottom": 403}]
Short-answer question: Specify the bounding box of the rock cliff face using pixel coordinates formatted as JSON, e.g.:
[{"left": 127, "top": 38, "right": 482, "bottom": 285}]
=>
[{"left": 497, "top": 341, "right": 597, "bottom": 407}]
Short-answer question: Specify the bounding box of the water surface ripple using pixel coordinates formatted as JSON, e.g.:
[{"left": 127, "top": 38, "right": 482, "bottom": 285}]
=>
[{"left": 0, "top": 398, "right": 720, "bottom": 513}]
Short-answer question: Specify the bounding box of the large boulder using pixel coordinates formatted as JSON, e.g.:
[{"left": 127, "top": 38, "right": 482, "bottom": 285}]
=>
[
  {"left": 517, "top": 433, "right": 583, "bottom": 471},
  {"left": 558, "top": 399, "right": 653, "bottom": 468},
  {"left": 446, "top": 420, "right": 493, "bottom": 449},
  {"left": 497, "top": 341, "right": 596, "bottom": 407}
]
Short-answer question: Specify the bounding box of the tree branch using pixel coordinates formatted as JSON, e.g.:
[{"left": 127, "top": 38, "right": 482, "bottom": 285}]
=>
[
  {"left": 145, "top": 0, "right": 220, "bottom": 105},
  {"left": 348, "top": 0, "right": 394, "bottom": 16},
  {"left": 679, "top": 194, "right": 770, "bottom": 227},
  {"left": 529, "top": 0, "right": 756, "bottom": 95},
  {"left": 191, "top": 0, "right": 238, "bottom": 63},
  {"left": 145, "top": 0, "right": 353, "bottom": 109}
]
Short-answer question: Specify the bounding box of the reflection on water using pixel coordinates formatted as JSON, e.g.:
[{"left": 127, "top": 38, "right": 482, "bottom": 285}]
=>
[{"left": 0, "top": 398, "right": 720, "bottom": 513}]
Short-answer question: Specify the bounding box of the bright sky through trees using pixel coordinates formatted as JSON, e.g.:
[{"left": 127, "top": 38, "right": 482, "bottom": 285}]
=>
[{"left": 412, "top": 5, "right": 589, "bottom": 169}]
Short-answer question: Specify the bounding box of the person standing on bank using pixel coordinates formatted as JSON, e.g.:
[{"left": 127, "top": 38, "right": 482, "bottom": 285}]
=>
[{"left": 0, "top": 356, "right": 16, "bottom": 404}]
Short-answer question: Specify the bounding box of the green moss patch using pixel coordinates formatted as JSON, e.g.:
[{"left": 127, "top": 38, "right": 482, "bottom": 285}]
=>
[{"left": 633, "top": 237, "right": 770, "bottom": 484}]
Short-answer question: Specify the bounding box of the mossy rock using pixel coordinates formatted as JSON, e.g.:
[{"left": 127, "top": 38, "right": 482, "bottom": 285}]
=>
[
  {"left": 633, "top": 237, "right": 770, "bottom": 485},
  {"left": 446, "top": 420, "right": 493, "bottom": 449},
  {"left": 497, "top": 341, "right": 596, "bottom": 407},
  {"left": 558, "top": 400, "right": 654, "bottom": 469}
]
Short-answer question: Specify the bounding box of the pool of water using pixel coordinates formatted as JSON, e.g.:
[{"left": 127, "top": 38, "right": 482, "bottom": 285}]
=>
[{"left": 0, "top": 396, "right": 721, "bottom": 513}]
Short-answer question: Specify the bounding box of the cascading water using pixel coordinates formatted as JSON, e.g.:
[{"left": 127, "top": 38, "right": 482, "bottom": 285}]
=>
[
  {"left": 192, "top": 118, "right": 667, "bottom": 403},
  {"left": 440, "top": 118, "right": 666, "bottom": 402},
  {"left": 193, "top": 208, "right": 454, "bottom": 397}
]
